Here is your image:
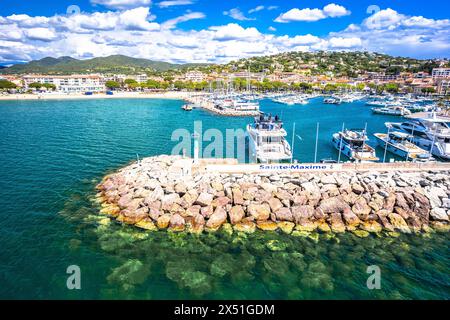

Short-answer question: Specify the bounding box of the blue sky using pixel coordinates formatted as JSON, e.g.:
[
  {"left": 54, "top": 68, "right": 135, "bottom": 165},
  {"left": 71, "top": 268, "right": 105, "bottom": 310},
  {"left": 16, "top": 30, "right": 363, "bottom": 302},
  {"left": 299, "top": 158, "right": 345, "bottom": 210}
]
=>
[{"left": 0, "top": 0, "right": 449, "bottom": 64}]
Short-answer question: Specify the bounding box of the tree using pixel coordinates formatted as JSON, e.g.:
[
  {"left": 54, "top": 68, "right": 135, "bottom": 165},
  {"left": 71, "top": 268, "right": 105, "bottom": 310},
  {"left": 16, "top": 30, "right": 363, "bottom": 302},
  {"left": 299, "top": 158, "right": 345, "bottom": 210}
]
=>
[
  {"left": 28, "top": 82, "right": 56, "bottom": 91},
  {"left": 0, "top": 79, "right": 17, "bottom": 89},
  {"left": 124, "top": 79, "right": 138, "bottom": 85},
  {"left": 384, "top": 83, "right": 399, "bottom": 94},
  {"left": 421, "top": 87, "right": 436, "bottom": 95},
  {"left": 105, "top": 80, "right": 120, "bottom": 90}
]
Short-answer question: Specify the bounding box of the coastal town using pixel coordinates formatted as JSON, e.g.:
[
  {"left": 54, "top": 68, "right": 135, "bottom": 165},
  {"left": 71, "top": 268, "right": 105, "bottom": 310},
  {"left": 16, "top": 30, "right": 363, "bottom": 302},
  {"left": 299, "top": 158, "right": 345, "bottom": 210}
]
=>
[{"left": 0, "top": 52, "right": 449, "bottom": 96}]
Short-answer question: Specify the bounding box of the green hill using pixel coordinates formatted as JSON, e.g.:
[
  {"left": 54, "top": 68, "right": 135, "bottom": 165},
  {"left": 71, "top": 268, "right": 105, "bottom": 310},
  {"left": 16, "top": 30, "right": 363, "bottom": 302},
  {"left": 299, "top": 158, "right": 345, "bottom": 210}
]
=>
[{"left": 0, "top": 55, "right": 207, "bottom": 74}]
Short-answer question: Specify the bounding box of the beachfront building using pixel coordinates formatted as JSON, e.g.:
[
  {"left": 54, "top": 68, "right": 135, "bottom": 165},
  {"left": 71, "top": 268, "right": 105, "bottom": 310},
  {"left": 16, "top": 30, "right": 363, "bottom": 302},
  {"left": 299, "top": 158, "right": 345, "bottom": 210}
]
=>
[
  {"left": 267, "top": 72, "right": 309, "bottom": 84},
  {"left": 437, "top": 80, "right": 450, "bottom": 95},
  {"left": 226, "top": 71, "right": 266, "bottom": 82},
  {"left": 184, "top": 71, "right": 206, "bottom": 82},
  {"left": 432, "top": 68, "right": 450, "bottom": 80},
  {"left": 0, "top": 75, "right": 23, "bottom": 87},
  {"left": 23, "top": 74, "right": 106, "bottom": 93}
]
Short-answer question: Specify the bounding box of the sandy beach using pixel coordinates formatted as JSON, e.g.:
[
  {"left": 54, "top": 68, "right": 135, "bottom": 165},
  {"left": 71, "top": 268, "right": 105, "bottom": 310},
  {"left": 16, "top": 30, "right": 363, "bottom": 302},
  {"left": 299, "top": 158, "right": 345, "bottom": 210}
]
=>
[{"left": 0, "top": 91, "right": 203, "bottom": 101}]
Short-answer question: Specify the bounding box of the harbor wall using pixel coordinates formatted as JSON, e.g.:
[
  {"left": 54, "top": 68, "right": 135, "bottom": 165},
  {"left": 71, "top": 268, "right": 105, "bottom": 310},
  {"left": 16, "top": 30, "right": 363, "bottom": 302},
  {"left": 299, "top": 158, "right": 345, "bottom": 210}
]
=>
[{"left": 96, "top": 155, "right": 450, "bottom": 237}]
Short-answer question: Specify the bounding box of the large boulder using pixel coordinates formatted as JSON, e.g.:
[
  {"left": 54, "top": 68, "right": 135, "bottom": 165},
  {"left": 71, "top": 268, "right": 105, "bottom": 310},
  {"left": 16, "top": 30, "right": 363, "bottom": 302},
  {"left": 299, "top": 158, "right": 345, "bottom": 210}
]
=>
[
  {"left": 318, "top": 196, "right": 350, "bottom": 215},
  {"left": 118, "top": 193, "right": 133, "bottom": 209},
  {"left": 388, "top": 213, "right": 411, "bottom": 233},
  {"left": 248, "top": 203, "right": 271, "bottom": 221},
  {"left": 195, "top": 192, "right": 214, "bottom": 207},
  {"left": 185, "top": 205, "right": 201, "bottom": 217},
  {"left": 229, "top": 205, "right": 245, "bottom": 225},
  {"left": 328, "top": 213, "right": 346, "bottom": 233},
  {"left": 430, "top": 208, "right": 449, "bottom": 221},
  {"left": 145, "top": 185, "right": 164, "bottom": 203},
  {"left": 156, "top": 214, "right": 171, "bottom": 229},
  {"left": 291, "top": 205, "right": 315, "bottom": 223},
  {"left": 321, "top": 175, "right": 336, "bottom": 185},
  {"left": 351, "top": 183, "right": 364, "bottom": 195},
  {"left": 232, "top": 189, "right": 244, "bottom": 205},
  {"left": 206, "top": 207, "right": 227, "bottom": 230},
  {"left": 360, "top": 220, "right": 382, "bottom": 233},
  {"left": 352, "top": 197, "right": 371, "bottom": 220},
  {"left": 212, "top": 196, "right": 231, "bottom": 208},
  {"left": 169, "top": 214, "right": 185, "bottom": 232},
  {"left": 295, "top": 218, "right": 317, "bottom": 232},
  {"left": 189, "top": 213, "right": 205, "bottom": 234},
  {"left": 257, "top": 221, "right": 278, "bottom": 231},
  {"left": 342, "top": 208, "right": 361, "bottom": 227},
  {"left": 267, "top": 197, "right": 283, "bottom": 212},
  {"left": 233, "top": 220, "right": 256, "bottom": 233},
  {"left": 161, "top": 193, "right": 181, "bottom": 211},
  {"left": 274, "top": 207, "right": 294, "bottom": 222}
]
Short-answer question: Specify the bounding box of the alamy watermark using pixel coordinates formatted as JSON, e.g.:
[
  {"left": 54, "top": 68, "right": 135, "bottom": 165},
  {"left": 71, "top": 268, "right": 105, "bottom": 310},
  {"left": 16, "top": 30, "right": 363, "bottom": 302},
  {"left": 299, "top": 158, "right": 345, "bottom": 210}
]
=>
[
  {"left": 171, "top": 121, "right": 248, "bottom": 162},
  {"left": 66, "top": 265, "right": 81, "bottom": 290},
  {"left": 366, "top": 265, "right": 381, "bottom": 290}
]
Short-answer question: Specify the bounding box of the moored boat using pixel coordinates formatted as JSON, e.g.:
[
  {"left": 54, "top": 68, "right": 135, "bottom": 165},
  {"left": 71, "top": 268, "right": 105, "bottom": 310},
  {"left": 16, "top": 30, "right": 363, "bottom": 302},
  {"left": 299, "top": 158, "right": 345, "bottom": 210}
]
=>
[
  {"left": 374, "top": 131, "right": 432, "bottom": 161},
  {"left": 182, "top": 104, "right": 193, "bottom": 111},
  {"left": 386, "top": 112, "right": 450, "bottom": 160},
  {"left": 247, "top": 114, "right": 292, "bottom": 163},
  {"left": 332, "top": 129, "right": 379, "bottom": 162},
  {"left": 372, "top": 106, "right": 411, "bottom": 116}
]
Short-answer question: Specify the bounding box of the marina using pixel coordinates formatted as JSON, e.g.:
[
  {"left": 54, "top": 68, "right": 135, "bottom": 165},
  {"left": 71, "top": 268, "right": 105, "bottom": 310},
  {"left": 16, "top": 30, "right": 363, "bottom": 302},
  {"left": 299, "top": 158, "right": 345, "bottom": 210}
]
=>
[{"left": 0, "top": 96, "right": 449, "bottom": 301}]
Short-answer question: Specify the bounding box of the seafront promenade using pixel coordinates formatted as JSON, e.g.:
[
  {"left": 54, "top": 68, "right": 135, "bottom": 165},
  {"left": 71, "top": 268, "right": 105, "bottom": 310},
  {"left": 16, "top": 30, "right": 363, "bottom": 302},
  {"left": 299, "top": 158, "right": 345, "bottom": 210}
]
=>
[
  {"left": 96, "top": 155, "right": 450, "bottom": 237},
  {"left": 0, "top": 91, "right": 200, "bottom": 101}
]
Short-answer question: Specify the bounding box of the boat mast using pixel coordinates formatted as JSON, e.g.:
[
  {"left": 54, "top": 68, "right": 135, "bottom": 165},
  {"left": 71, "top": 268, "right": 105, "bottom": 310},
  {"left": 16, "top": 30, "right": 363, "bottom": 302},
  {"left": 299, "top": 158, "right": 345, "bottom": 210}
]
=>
[
  {"left": 362, "top": 122, "right": 368, "bottom": 153},
  {"left": 429, "top": 126, "right": 437, "bottom": 161},
  {"left": 383, "top": 126, "right": 391, "bottom": 163},
  {"left": 337, "top": 122, "right": 345, "bottom": 163},
  {"left": 291, "top": 122, "right": 296, "bottom": 164},
  {"left": 314, "top": 122, "right": 319, "bottom": 163}
]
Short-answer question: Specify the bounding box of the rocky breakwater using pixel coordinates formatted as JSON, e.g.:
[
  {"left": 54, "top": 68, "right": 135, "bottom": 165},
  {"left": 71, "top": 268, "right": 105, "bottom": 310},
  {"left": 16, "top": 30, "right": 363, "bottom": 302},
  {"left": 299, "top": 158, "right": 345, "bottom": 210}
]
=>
[{"left": 96, "top": 155, "right": 450, "bottom": 237}]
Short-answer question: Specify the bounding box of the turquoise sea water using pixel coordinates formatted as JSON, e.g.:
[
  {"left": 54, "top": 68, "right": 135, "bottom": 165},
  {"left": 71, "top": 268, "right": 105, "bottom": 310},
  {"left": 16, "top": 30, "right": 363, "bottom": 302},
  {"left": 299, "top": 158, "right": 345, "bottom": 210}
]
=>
[{"left": 0, "top": 97, "right": 448, "bottom": 299}]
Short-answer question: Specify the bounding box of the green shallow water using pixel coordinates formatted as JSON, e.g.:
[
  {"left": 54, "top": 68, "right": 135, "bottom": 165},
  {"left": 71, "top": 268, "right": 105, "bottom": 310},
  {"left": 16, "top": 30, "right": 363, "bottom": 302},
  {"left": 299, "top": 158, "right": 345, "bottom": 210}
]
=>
[{"left": 0, "top": 98, "right": 448, "bottom": 299}]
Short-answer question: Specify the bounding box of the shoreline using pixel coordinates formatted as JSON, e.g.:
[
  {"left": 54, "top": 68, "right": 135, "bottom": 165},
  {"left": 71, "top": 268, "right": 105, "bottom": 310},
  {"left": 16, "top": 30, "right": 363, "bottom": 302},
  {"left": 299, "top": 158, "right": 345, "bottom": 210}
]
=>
[
  {"left": 0, "top": 91, "right": 201, "bottom": 101},
  {"left": 96, "top": 155, "right": 450, "bottom": 237}
]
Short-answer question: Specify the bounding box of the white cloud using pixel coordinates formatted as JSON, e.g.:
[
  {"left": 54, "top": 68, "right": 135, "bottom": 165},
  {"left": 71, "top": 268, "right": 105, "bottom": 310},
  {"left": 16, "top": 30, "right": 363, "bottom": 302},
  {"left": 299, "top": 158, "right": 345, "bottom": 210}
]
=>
[
  {"left": 323, "top": 4, "right": 351, "bottom": 18},
  {"left": 157, "top": 0, "right": 194, "bottom": 8},
  {"left": 118, "top": 7, "right": 159, "bottom": 30},
  {"left": 249, "top": 6, "right": 265, "bottom": 14},
  {"left": 333, "top": 8, "right": 450, "bottom": 58},
  {"left": 328, "top": 37, "right": 362, "bottom": 48},
  {"left": 223, "top": 8, "right": 255, "bottom": 21},
  {"left": 402, "top": 16, "right": 450, "bottom": 28},
  {"left": 0, "top": 6, "right": 449, "bottom": 65},
  {"left": 24, "top": 28, "right": 58, "bottom": 42},
  {"left": 91, "top": 0, "right": 152, "bottom": 10},
  {"left": 161, "top": 12, "right": 205, "bottom": 29},
  {"left": 363, "top": 8, "right": 404, "bottom": 29},
  {"left": 268, "top": 26, "right": 276, "bottom": 32},
  {"left": 275, "top": 3, "right": 350, "bottom": 23},
  {"left": 211, "top": 23, "right": 262, "bottom": 41},
  {"left": 275, "top": 8, "right": 325, "bottom": 23}
]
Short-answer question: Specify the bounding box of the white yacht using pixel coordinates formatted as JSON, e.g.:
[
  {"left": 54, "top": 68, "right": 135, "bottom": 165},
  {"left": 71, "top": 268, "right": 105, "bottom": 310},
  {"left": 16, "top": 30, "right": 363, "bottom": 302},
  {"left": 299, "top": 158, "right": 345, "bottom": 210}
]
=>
[
  {"left": 324, "top": 97, "right": 342, "bottom": 104},
  {"left": 385, "top": 113, "right": 450, "bottom": 160},
  {"left": 332, "top": 129, "right": 379, "bottom": 162},
  {"left": 247, "top": 114, "right": 292, "bottom": 163},
  {"left": 372, "top": 106, "right": 411, "bottom": 116},
  {"left": 374, "top": 131, "right": 432, "bottom": 161},
  {"left": 232, "top": 99, "right": 260, "bottom": 111}
]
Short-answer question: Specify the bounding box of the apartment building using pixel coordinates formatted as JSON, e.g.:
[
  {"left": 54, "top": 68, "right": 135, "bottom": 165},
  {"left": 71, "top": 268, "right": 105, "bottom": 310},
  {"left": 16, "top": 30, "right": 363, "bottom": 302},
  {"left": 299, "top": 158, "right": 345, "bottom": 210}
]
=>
[
  {"left": 184, "top": 71, "right": 206, "bottom": 82},
  {"left": 23, "top": 74, "right": 105, "bottom": 92},
  {"left": 432, "top": 68, "right": 450, "bottom": 80}
]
